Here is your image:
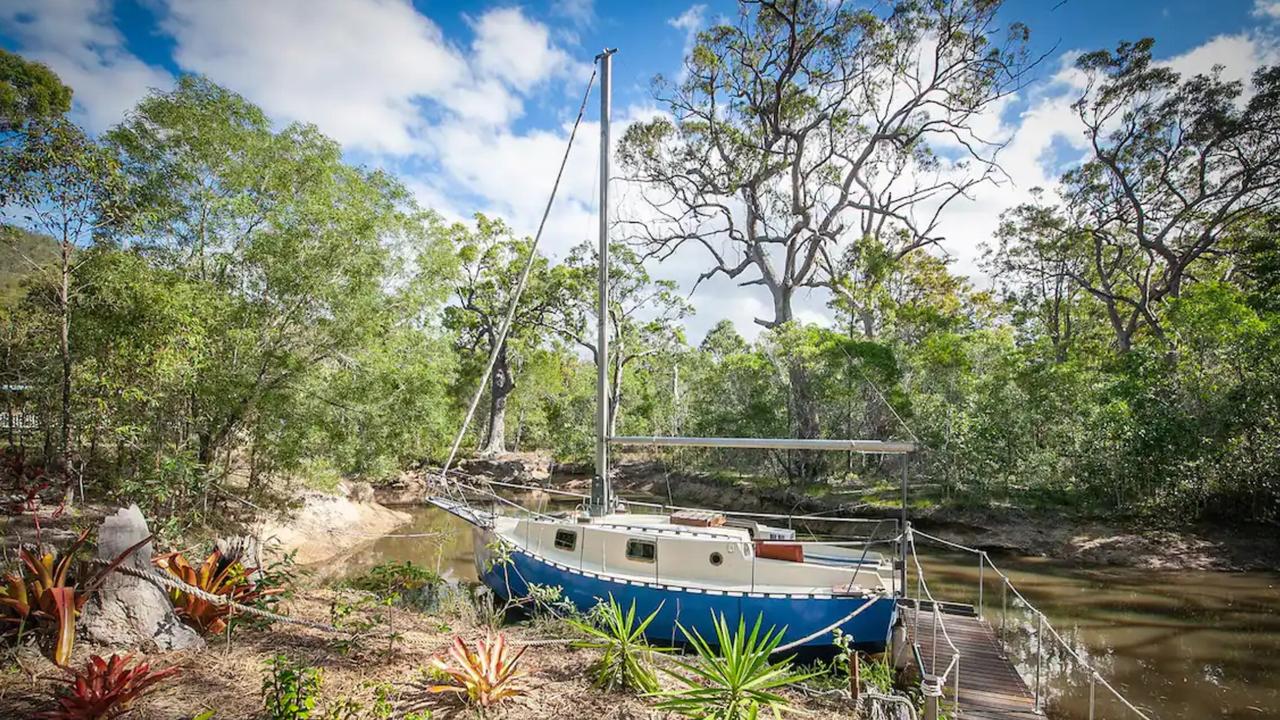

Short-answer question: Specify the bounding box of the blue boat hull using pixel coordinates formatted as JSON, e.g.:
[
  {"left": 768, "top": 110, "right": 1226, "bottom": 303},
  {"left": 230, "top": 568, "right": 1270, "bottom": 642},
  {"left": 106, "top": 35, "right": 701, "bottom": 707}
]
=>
[{"left": 476, "top": 529, "right": 898, "bottom": 651}]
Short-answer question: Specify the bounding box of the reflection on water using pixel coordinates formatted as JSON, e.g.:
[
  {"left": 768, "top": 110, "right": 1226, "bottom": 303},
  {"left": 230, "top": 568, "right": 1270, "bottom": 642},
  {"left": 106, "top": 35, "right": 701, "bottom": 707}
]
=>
[
  {"left": 338, "top": 505, "right": 1280, "bottom": 720},
  {"left": 913, "top": 549, "right": 1280, "bottom": 720}
]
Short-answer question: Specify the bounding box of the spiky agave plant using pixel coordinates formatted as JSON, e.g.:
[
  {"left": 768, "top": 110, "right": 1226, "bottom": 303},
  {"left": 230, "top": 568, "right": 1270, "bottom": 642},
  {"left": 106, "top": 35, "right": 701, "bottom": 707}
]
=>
[
  {"left": 38, "top": 653, "right": 180, "bottom": 719},
  {"left": 653, "top": 613, "right": 817, "bottom": 720},
  {"left": 153, "top": 547, "right": 281, "bottom": 634},
  {"left": 567, "top": 595, "right": 669, "bottom": 693},
  {"left": 425, "top": 634, "right": 527, "bottom": 708}
]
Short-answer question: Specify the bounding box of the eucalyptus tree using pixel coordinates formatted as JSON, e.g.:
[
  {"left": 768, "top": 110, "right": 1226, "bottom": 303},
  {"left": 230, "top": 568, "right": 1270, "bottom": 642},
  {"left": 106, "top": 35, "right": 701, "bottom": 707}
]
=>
[
  {"left": 106, "top": 77, "right": 421, "bottom": 476},
  {"left": 0, "top": 49, "right": 71, "bottom": 138},
  {"left": 986, "top": 195, "right": 1092, "bottom": 362},
  {"left": 0, "top": 118, "right": 128, "bottom": 477},
  {"left": 1053, "top": 39, "right": 1280, "bottom": 351},
  {"left": 618, "top": 0, "right": 1035, "bottom": 472},
  {"left": 542, "top": 241, "right": 691, "bottom": 435},
  {"left": 442, "top": 214, "right": 560, "bottom": 456}
]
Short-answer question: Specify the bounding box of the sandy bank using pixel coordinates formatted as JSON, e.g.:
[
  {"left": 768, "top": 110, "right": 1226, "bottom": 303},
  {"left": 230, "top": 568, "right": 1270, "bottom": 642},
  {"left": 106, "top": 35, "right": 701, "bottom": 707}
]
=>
[{"left": 256, "top": 482, "right": 411, "bottom": 564}]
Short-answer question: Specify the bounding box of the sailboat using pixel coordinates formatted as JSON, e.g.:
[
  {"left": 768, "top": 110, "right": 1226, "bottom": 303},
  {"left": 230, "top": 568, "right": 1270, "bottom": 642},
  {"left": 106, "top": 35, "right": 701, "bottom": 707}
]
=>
[{"left": 431, "top": 50, "right": 912, "bottom": 652}]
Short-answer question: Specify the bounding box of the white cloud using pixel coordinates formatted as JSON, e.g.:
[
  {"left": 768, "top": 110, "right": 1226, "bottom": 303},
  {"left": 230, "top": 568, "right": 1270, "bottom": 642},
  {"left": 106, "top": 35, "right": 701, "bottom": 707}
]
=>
[
  {"left": 668, "top": 4, "right": 707, "bottom": 55},
  {"left": 553, "top": 0, "right": 595, "bottom": 28},
  {"left": 0, "top": 0, "right": 171, "bottom": 133},
  {"left": 469, "top": 7, "right": 586, "bottom": 94},
  {"left": 154, "top": 2, "right": 592, "bottom": 152},
  {"left": 1252, "top": 0, "right": 1280, "bottom": 20},
  {"left": 1164, "top": 33, "right": 1280, "bottom": 86},
  {"left": 160, "top": 0, "right": 470, "bottom": 155}
]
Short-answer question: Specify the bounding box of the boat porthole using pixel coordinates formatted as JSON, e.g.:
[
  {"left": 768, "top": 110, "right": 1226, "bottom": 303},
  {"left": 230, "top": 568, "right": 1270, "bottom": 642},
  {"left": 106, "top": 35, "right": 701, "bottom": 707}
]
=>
[{"left": 709, "top": 552, "right": 724, "bottom": 566}]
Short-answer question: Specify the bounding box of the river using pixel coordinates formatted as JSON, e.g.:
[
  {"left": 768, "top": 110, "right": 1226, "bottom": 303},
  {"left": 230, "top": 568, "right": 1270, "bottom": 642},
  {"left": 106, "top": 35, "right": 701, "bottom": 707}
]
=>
[{"left": 338, "top": 504, "right": 1280, "bottom": 720}]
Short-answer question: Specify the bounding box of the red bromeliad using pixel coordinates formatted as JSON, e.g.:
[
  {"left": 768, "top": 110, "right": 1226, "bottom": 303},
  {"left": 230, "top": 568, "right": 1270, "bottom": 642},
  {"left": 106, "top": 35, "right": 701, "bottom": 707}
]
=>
[
  {"left": 0, "top": 530, "right": 153, "bottom": 666},
  {"left": 38, "top": 653, "right": 180, "bottom": 720},
  {"left": 152, "top": 548, "right": 282, "bottom": 635}
]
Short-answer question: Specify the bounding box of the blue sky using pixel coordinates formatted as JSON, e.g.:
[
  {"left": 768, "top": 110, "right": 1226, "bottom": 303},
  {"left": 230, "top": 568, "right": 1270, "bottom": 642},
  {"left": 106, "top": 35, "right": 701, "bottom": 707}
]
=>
[{"left": 3, "top": 1, "right": 1279, "bottom": 340}]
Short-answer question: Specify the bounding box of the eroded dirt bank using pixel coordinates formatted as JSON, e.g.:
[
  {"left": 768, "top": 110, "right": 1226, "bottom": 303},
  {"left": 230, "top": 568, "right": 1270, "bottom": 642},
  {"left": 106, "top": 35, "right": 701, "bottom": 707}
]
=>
[
  {"left": 257, "top": 481, "right": 412, "bottom": 564},
  {"left": 380, "top": 456, "right": 1279, "bottom": 573}
]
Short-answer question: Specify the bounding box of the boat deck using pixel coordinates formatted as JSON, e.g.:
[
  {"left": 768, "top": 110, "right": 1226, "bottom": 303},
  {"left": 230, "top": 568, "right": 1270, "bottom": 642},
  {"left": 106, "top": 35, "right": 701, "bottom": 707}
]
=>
[{"left": 908, "top": 603, "right": 1039, "bottom": 720}]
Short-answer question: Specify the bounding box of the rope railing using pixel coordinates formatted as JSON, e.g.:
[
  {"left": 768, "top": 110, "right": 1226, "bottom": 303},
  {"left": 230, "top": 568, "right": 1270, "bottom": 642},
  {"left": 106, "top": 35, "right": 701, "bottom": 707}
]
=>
[
  {"left": 905, "top": 529, "right": 962, "bottom": 716},
  {"left": 910, "top": 529, "right": 1154, "bottom": 720}
]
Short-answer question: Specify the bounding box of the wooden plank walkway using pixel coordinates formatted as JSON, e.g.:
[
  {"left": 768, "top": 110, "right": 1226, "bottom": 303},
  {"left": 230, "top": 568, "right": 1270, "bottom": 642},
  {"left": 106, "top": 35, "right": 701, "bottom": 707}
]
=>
[{"left": 908, "top": 605, "right": 1040, "bottom": 720}]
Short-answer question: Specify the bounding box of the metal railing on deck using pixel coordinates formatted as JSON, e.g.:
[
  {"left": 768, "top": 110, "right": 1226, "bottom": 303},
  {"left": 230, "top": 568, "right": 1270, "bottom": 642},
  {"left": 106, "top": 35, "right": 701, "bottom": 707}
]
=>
[{"left": 911, "top": 529, "right": 1155, "bottom": 720}]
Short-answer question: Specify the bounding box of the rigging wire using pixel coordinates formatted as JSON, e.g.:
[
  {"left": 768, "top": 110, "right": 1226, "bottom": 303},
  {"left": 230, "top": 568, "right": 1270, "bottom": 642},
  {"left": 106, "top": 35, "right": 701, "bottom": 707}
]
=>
[{"left": 435, "top": 65, "right": 599, "bottom": 503}]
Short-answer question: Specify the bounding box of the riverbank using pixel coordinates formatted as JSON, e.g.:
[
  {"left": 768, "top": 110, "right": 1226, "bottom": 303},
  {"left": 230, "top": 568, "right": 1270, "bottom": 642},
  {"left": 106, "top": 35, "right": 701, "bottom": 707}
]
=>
[
  {"left": 379, "top": 456, "right": 1280, "bottom": 573},
  {"left": 256, "top": 482, "right": 412, "bottom": 564}
]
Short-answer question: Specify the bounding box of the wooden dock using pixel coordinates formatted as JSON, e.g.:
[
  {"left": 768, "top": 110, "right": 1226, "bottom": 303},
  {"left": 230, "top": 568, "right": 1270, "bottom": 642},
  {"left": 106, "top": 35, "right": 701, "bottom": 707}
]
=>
[{"left": 907, "top": 604, "right": 1040, "bottom": 720}]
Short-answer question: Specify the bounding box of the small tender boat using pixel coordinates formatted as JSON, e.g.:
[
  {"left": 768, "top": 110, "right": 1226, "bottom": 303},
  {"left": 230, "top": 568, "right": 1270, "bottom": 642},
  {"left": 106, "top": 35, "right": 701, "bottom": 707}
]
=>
[{"left": 432, "top": 49, "right": 913, "bottom": 652}]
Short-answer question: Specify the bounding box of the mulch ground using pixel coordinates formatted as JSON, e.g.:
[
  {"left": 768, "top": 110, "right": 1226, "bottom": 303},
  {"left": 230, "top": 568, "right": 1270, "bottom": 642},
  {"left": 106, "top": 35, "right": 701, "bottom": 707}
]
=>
[{"left": 0, "top": 587, "right": 855, "bottom": 719}]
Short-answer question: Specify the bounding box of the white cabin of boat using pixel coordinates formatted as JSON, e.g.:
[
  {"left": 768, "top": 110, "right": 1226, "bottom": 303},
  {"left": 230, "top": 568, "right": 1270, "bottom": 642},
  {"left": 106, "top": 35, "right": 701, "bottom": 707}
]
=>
[{"left": 490, "top": 510, "right": 898, "bottom": 597}]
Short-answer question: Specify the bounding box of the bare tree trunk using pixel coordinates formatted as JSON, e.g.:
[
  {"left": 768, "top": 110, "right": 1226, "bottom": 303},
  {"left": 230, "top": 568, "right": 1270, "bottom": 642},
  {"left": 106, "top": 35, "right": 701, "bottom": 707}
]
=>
[
  {"left": 482, "top": 341, "right": 512, "bottom": 455},
  {"left": 58, "top": 239, "right": 72, "bottom": 480}
]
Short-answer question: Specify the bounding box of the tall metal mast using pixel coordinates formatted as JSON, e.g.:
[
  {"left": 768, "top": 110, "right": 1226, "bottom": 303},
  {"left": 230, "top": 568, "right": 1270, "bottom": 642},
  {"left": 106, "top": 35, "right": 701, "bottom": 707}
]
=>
[{"left": 590, "top": 49, "right": 616, "bottom": 517}]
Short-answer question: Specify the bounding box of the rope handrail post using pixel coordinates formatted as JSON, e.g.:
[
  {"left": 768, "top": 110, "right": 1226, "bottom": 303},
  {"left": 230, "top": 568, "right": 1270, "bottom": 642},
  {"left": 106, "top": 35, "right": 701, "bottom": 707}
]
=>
[
  {"left": 1035, "top": 611, "right": 1044, "bottom": 713},
  {"left": 1089, "top": 671, "right": 1097, "bottom": 720},
  {"left": 1000, "top": 576, "right": 1008, "bottom": 649},
  {"left": 921, "top": 674, "right": 943, "bottom": 720},
  {"left": 953, "top": 654, "right": 961, "bottom": 715},
  {"left": 931, "top": 606, "right": 939, "bottom": 670},
  {"left": 977, "top": 551, "right": 985, "bottom": 619}
]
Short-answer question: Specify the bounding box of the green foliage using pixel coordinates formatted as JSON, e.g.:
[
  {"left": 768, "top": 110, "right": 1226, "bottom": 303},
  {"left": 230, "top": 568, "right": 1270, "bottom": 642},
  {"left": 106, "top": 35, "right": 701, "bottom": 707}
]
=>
[
  {"left": 0, "top": 49, "right": 72, "bottom": 133},
  {"left": 567, "top": 595, "right": 668, "bottom": 693},
  {"left": 654, "top": 613, "right": 816, "bottom": 720},
  {"left": 262, "top": 655, "right": 322, "bottom": 720},
  {"left": 344, "top": 561, "right": 441, "bottom": 611},
  {"left": 327, "top": 591, "right": 400, "bottom": 655}
]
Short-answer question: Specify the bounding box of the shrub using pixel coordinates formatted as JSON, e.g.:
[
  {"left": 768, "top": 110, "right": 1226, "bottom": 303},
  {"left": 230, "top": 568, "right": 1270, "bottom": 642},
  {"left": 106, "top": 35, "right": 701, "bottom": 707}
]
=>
[
  {"left": 653, "top": 613, "right": 816, "bottom": 720},
  {"left": 567, "top": 595, "right": 668, "bottom": 693},
  {"left": 38, "top": 653, "right": 180, "bottom": 719},
  {"left": 262, "top": 654, "right": 322, "bottom": 720},
  {"left": 345, "top": 561, "right": 440, "bottom": 610}
]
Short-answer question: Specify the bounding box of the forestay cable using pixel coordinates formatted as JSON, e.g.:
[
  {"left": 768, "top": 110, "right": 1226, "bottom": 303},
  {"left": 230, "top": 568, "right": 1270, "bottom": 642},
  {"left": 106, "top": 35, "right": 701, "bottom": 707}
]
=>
[{"left": 436, "top": 67, "right": 599, "bottom": 502}]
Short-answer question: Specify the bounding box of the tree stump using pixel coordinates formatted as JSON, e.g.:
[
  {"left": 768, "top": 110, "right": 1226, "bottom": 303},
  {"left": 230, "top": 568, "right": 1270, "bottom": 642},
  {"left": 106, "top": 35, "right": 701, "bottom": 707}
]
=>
[{"left": 79, "top": 504, "right": 205, "bottom": 650}]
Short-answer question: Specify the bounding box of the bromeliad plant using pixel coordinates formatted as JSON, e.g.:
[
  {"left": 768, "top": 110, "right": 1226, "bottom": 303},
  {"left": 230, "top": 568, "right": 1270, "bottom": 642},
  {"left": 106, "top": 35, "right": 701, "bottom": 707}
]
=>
[
  {"left": 425, "top": 634, "right": 527, "bottom": 709},
  {"left": 568, "top": 595, "right": 669, "bottom": 693},
  {"left": 0, "top": 530, "right": 150, "bottom": 666},
  {"left": 153, "top": 547, "right": 282, "bottom": 635},
  {"left": 653, "top": 613, "right": 817, "bottom": 720},
  {"left": 38, "top": 653, "right": 180, "bottom": 720}
]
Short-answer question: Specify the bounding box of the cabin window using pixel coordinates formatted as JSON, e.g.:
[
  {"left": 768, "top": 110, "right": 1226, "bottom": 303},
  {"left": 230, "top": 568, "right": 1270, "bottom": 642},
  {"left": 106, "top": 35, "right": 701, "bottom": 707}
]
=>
[
  {"left": 709, "top": 552, "right": 724, "bottom": 566},
  {"left": 554, "top": 529, "right": 577, "bottom": 551},
  {"left": 626, "top": 539, "right": 656, "bottom": 563}
]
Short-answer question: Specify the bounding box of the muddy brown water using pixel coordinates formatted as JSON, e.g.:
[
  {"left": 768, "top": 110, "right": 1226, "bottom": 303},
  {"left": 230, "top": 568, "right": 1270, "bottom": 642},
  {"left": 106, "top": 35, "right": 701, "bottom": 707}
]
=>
[{"left": 338, "top": 504, "right": 1280, "bottom": 720}]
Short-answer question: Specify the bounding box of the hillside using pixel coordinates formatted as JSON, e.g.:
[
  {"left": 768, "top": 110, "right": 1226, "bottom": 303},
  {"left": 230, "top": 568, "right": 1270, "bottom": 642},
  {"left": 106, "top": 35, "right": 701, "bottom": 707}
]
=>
[{"left": 0, "top": 225, "right": 57, "bottom": 305}]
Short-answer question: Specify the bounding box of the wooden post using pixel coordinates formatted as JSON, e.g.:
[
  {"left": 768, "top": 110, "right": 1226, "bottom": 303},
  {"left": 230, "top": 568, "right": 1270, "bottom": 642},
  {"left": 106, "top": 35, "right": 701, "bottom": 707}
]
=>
[
  {"left": 848, "top": 652, "right": 860, "bottom": 703},
  {"left": 977, "top": 551, "right": 985, "bottom": 618},
  {"left": 921, "top": 674, "right": 943, "bottom": 720}
]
